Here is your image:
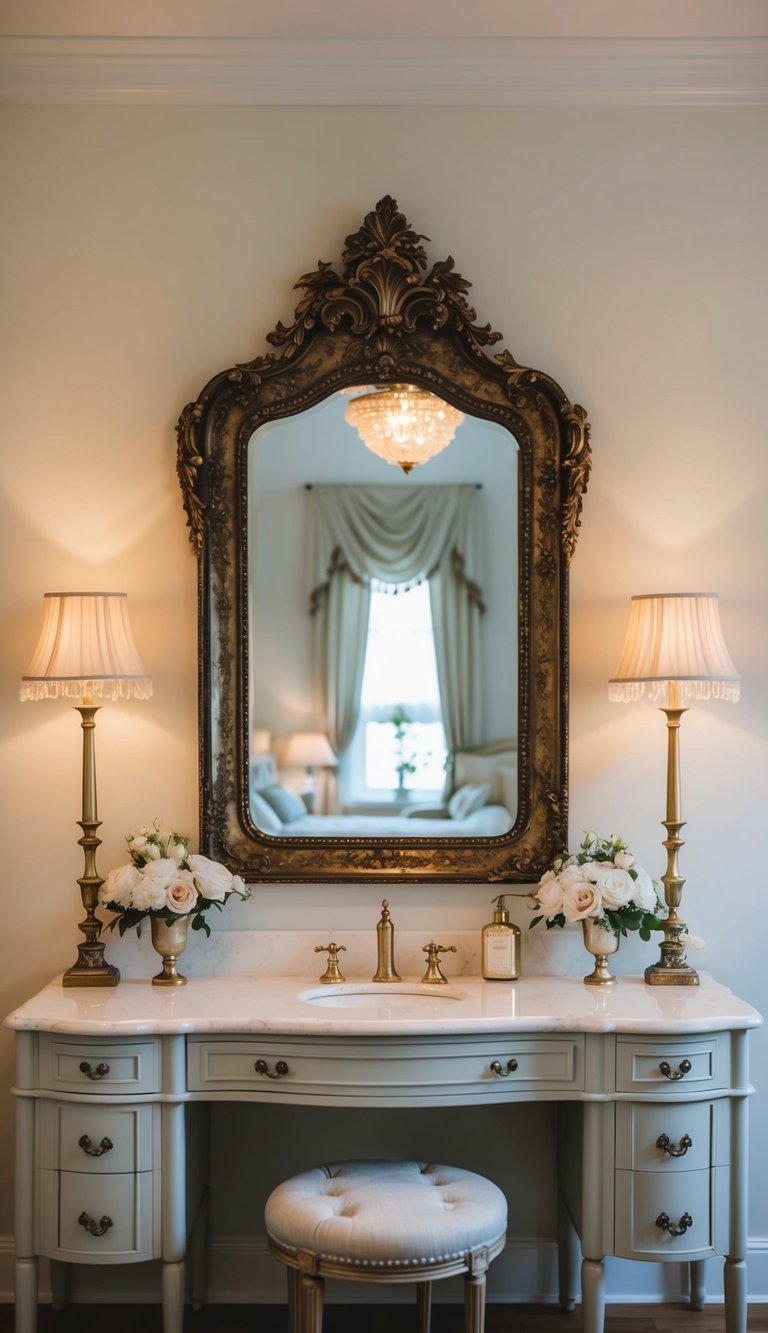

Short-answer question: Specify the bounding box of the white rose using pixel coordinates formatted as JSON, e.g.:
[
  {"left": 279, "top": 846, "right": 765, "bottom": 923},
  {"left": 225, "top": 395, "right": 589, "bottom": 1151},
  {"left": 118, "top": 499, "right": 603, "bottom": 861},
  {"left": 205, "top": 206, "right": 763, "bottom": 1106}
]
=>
[
  {"left": 141, "top": 857, "right": 178, "bottom": 890},
  {"left": 591, "top": 865, "right": 635, "bottom": 910},
  {"left": 131, "top": 874, "right": 170, "bottom": 912},
  {"left": 536, "top": 872, "right": 565, "bottom": 917},
  {"left": 188, "top": 854, "right": 233, "bottom": 902},
  {"left": 629, "top": 865, "right": 657, "bottom": 912},
  {"left": 165, "top": 871, "right": 199, "bottom": 915},
  {"left": 229, "top": 874, "right": 249, "bottom": 898},
  {"left": 684, "top": 933, "right": 706, "bottom": 951},
  {"left": 614, "top": 850, "right": 636, "bottom": 871},
  {"left": 127, "top": 835, "right": 150, "bottom": 856},
  {"left": 165, "top": 835, "right": 188, "bottom": 866},
  {"left": 562, "top": 880, "right": 602, "bottom": 921},
  {"left": 559, "top": 862, "right": 589, "bottom": 889},
  {"left": 99, "top": 863, "right": 143, "bottom": 908}
]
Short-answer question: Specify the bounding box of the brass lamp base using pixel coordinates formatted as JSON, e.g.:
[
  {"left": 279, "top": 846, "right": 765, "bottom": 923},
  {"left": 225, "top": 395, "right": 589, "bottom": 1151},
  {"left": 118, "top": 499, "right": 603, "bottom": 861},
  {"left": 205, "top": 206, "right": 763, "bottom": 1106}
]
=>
[
  {"left": 63, "top": 950, "right": 120, "bottom": 988},
  {"left": 644, "top": 959, "right": 699, "bottom": 987}
]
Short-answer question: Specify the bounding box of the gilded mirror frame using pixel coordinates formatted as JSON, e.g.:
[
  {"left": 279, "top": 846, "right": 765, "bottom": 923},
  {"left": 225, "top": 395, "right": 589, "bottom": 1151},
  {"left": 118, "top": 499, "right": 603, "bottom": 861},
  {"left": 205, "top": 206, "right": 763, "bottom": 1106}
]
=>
[{"left": 177, "top": 196, "right": 591, "bottom": 883}]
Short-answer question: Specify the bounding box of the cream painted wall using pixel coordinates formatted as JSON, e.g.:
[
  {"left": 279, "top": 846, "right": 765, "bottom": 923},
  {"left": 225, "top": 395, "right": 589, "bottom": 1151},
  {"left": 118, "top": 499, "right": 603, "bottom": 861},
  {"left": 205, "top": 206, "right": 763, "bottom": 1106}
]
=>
[{"left": 1, "top": 104, "right": 767, "bottom": 1292}]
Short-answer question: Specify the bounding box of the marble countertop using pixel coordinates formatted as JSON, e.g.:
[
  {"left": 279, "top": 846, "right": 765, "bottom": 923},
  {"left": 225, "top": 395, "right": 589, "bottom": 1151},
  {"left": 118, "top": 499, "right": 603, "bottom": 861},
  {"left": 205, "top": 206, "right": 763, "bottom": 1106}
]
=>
[{"left": 4, "top": 973, "right": 762, "bottom": 1038}]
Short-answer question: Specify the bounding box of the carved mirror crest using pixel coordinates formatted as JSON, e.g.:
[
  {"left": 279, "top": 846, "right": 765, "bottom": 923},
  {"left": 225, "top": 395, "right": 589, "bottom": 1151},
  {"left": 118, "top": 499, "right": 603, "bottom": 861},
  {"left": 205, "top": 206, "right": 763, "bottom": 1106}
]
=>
[{"left": 177, "top": 196, "right": 590, "bottom": 883}]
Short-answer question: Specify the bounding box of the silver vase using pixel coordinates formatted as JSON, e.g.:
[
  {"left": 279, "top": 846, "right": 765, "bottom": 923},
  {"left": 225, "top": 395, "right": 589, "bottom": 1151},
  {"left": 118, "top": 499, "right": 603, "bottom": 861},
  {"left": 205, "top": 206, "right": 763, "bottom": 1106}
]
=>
[
  {"left": 581, "top": 917, "right": 619, "bottom": 986},
  {"left": 150, "top": 915, "right": 190, "bottom": 986}
]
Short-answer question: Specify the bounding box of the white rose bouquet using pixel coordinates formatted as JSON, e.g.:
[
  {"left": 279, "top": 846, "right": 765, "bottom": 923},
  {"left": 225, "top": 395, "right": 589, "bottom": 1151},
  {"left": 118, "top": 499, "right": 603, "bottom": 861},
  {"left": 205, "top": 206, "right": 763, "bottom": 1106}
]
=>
[
  {"left": 530, "top": 832, "right": 663, "bottom": 940},
  {"left": 100, "top": 820, "right": 250, "bottom": 938}
]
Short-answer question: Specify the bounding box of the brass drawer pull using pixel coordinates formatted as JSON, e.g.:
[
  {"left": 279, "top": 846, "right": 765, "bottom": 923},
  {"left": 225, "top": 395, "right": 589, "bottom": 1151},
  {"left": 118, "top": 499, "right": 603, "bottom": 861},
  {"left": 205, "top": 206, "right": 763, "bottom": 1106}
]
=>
[
  {"left": 78, "top": 1211, "right": 114, "bottom": 1237},
  {"left": 254, "top": 1059, "right": 289, "bottom": 1080},
  {"left": 656, "top": 1132, "right": 693, "bottom": 1158},
  {"left": 78, "top": 1134, "right": 114, "bottom": 1158},
  {"left": 659, "top": 1058, "right": 692, "bottom": 1081},
  {"left": 656, "top": 1211, "right": 693, "bottom": 1238},
  {"left": 79, "top": 1061, "right": 110, "bottom": 1081},
  {"left": 490, "top": 1058, "right": 519, "bottom": 1077}
]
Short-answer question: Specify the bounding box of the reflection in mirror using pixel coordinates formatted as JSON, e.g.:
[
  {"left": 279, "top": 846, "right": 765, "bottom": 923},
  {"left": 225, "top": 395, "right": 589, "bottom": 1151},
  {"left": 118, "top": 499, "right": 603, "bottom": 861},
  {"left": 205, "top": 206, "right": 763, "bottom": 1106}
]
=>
[{"left": 248, "top": 392, "right": 518, "bottom": 839}]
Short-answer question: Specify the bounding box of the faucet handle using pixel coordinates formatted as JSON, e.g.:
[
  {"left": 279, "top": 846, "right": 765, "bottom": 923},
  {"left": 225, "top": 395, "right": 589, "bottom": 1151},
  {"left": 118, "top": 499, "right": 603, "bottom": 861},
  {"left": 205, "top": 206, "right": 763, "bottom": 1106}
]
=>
[
  {"left": 314, "top": 942, "right": 347, "bottom": 984},
  {"left": 421, "top": 941, "right": 457, "bottom": 985}
]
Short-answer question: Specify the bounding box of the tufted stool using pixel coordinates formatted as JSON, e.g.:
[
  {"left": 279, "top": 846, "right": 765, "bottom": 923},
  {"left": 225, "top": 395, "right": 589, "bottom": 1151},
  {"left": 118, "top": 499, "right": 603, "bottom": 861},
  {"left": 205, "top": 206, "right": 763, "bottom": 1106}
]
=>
[{"left": 265, "top": 1159, "right": 507, "bottom": 1333}]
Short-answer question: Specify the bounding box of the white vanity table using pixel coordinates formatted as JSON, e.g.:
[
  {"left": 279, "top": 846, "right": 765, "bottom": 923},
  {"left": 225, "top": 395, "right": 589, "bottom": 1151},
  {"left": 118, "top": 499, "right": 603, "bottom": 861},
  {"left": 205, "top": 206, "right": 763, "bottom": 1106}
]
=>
[{"left": 6, "top": 972, "right": 760, "bottom": 1333}]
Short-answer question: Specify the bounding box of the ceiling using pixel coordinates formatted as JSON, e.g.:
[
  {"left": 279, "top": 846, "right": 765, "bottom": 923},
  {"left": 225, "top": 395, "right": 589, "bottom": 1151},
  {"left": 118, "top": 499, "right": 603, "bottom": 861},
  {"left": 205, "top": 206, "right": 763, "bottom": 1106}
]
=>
[{"left": 1, "top": 0, "right": 767, "bottom": 105}]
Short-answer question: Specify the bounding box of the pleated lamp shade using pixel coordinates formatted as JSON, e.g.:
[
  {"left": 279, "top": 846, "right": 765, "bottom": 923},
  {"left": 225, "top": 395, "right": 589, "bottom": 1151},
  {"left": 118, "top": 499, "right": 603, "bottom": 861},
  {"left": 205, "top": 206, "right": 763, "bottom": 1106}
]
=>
[
  {"left": 21, "top": 592, "right": 152, "bottom": 702},
  {"left": 283, "top": 732, "right": 338, "bottom": 769},
  {"left": 609, "top": 592, "right": 740, "bottom": 705}
]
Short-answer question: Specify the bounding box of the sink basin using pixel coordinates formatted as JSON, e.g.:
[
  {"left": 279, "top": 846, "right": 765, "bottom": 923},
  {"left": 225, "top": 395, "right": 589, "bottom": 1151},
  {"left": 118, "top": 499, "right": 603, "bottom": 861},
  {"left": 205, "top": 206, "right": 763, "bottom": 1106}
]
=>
[{"left": 298, "top": 984, "right": 467, "bottom": 1009}]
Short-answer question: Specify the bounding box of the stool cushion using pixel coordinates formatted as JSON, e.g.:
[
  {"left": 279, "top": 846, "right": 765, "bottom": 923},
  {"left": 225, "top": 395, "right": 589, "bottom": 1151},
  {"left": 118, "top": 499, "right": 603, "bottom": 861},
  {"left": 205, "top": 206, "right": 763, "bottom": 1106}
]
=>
[{"left": 265, "top": 1160, "right": 507, "bottom": 1271}]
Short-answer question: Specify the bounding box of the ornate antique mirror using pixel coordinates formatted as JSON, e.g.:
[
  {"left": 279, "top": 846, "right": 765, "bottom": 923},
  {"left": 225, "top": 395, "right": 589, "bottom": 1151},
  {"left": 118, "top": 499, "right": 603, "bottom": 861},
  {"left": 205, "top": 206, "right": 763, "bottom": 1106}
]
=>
[{"left": 177, "top": 197, "right": 590, "bottom": 883}]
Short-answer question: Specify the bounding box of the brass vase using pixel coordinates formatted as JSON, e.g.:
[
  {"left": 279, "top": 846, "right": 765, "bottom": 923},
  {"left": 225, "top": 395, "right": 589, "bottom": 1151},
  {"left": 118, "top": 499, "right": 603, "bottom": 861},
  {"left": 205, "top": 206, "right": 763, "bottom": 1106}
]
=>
[
  {"left": 150, "top": 915, "right": 190, "bottom": 986},
  {"left": 582, "top": 918, "right": 619, "bottom": 987}
]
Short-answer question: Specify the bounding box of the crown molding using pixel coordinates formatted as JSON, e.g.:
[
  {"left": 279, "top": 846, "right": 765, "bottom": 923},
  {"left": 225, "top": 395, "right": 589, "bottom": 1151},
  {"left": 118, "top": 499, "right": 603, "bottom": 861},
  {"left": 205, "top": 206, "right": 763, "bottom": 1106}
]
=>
[{"left": 1, "top": 35, "right": 767, "bottom": 106}]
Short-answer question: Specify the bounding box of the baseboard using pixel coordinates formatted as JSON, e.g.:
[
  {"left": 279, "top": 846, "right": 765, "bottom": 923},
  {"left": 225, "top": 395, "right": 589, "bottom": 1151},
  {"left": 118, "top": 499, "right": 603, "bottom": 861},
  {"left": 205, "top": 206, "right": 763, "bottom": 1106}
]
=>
[{"left": 1, "top": 1235, "right": 767, "bottom": 1305}]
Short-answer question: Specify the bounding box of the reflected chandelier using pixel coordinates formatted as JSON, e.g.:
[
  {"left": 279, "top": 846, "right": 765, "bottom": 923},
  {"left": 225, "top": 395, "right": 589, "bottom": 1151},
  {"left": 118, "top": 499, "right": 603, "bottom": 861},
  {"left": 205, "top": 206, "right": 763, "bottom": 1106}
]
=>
[{"left": 344, "top": 384, "right": 464, "bottom": 474}]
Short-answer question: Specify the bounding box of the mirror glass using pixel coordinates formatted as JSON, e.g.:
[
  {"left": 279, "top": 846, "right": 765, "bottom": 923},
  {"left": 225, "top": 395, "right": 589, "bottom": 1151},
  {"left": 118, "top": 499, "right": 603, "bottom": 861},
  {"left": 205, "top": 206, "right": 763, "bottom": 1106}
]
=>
[{"left": 248, "top": 390, "right": 518, "bottom": 838}]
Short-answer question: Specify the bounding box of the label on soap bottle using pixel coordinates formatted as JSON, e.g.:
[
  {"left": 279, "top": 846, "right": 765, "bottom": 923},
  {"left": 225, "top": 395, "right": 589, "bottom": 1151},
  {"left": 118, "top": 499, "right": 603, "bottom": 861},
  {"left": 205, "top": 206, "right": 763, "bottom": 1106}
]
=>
[{"left": 482, "top": 926, "right": 519, "bottom": 980}]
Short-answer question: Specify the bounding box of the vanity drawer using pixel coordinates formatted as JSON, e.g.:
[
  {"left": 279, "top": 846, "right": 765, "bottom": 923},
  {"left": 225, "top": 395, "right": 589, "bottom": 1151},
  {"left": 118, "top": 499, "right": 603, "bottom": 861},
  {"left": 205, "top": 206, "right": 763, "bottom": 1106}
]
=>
[
  {"left": 614, "top": 1167, "right": 722, "bottom": 1260},
  {"left": 615, "top": 1035, "right": 728, "bottom": 1095},
  {"left": 38, "top": 1036, "right": 161, "bottom": 1096},
  {"left": 615, "top": 1101, "right": 718, "bottom": 1173},
  {"left": 187, "top": 1034, "right": 584, "bottom": 1101},
  {"left": 38, "top": 1102, "right": 156, "bottom": 1174},
  {"left": 38, "top": 1168, "right": 157, "bottom": 1262}
]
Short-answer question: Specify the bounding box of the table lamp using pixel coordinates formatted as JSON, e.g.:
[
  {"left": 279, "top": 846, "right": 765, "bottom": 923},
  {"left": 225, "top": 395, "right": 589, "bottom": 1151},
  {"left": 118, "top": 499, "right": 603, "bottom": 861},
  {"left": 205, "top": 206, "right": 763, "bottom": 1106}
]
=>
[
  {"left": 282, "top": 731, "right": 337, "bottom": 813},
  {"left": 21, "top": 592, "right": 152, "bottom": 986},
  {"left": 609, "top": 592, "right": 740, "bottom": 985}
]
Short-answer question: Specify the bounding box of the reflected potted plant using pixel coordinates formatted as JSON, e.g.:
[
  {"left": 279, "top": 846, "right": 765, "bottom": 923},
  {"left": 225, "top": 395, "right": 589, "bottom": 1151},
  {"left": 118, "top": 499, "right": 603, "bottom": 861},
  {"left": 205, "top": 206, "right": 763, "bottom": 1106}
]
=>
[{"left": 391, "top": 707, "right": 418, "bottom": 794}]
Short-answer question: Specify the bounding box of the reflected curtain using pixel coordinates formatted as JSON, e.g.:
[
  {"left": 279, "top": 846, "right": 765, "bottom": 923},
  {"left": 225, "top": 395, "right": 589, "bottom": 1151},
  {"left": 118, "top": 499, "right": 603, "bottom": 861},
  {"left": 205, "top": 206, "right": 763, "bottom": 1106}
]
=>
[{"left": 309, "top": 484, "right": 484, "bottom": 791}]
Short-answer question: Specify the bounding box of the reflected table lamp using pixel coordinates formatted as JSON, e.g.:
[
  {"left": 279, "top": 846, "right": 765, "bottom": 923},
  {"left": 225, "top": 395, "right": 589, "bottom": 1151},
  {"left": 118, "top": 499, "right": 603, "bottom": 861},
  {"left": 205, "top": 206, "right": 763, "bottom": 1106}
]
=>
[
  {"left": 609, "top": 592, "right": 740, "bottom": 986},
  {"left": 282, "top": 731, "right": 338, "bottom": 814},
  {"left": 21, "top": 592, "right": 152, "bottom": 986}
]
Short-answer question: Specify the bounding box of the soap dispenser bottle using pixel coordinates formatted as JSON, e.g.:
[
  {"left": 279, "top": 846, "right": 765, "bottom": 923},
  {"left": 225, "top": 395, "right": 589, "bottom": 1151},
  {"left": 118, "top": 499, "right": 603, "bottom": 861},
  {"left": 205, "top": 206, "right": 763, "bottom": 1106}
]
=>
[{"left": 482, "top": 894, "right": 520, "bottom": 980}]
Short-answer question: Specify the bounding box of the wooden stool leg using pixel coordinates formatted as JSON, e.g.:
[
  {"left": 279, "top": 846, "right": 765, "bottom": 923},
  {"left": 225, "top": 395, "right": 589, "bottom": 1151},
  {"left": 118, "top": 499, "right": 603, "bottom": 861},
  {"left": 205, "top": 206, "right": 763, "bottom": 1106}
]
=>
[
  {"left": 417, "top": 1280, "right": 432, "bottom": 1333},
  {"left": 464, "top": 1272, "right": 486, "bottom": 1333},
  {"left": 299, "top": 1271, "right": 324, "bottom": 1333},
  {"left": 287, "top": 1266, "right": 301, "bottom": 1333}
]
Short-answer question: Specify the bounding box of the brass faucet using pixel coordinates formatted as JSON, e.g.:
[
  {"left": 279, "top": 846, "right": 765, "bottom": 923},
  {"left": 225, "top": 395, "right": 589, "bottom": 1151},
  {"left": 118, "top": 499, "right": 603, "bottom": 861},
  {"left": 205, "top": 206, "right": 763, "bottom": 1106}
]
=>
[
  {"left": 372, "top": 899, "right": 401, "bottom": 982},
  {"left": 314, "top": 942, "right": 346, "bottom": 984},
  {"left": 421, "top": 941, "right": 457, "bottom": 984}
]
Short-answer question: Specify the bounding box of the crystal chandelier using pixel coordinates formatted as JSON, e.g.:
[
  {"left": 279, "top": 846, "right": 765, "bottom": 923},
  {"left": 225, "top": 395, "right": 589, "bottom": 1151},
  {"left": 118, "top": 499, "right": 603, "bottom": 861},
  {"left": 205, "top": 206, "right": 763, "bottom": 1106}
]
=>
[{"left": 344, "top": 384, "right": 464, "bottom": 474}]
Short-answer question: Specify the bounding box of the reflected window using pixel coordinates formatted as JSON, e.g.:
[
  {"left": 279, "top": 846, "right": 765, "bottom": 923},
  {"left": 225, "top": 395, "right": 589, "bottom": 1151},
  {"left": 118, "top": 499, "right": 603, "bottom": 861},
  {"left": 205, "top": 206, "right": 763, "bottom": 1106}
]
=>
[{"left": 344, "top": 583, "right": 447, "bottom": 804}]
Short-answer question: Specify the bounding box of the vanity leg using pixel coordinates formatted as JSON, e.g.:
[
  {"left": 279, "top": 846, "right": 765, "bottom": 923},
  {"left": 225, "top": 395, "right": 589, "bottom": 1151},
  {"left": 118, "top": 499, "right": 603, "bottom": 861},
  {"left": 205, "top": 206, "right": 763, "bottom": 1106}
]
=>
[
  {"left": 581, "top": 1257, "right": 605, "bottom": 1333},
  {"left": 690, "top": 1258, "right": 707, "bottom": 1312},
  {"left": 724, "top": 1258, "right": 747, "bottom": 1333},
  {"left": 49, "top": 1258, "right": 70, "bottom": 1310},
  {"left": 557, "top": 1193, "right": 579, "bottom": 1312},
  {"left": 161, "top": 1260, "right": 186, "bottom": 1333},
  {"left": 14, "top": 1257, "right": 39, "bottom": 1333}
]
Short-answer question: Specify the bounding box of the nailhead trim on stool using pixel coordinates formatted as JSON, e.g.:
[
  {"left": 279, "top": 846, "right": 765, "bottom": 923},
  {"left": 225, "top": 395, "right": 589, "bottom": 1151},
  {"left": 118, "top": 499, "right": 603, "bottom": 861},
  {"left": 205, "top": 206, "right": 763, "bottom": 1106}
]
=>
[{"left": 265, "top": 1160, "right": 507, "bottom": 1333}]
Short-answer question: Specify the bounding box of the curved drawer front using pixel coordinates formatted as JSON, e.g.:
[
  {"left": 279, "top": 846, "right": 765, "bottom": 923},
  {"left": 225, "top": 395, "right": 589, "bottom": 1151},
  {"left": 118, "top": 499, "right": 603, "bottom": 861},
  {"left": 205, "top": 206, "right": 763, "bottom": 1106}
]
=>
[
  {"left": 38, "top": 1036, "right": 161, "bottom": 1096},
  {"left": 615, "top": 1167, "right": 716, "bottom": 1260},
  {"left": 615, "top": 1101, "right": 719, "bottom": 1174},
  {"left": 187, "top": 1034, "right": 585, "bottom": 1103},
  {"left": 39, "top": 1101, "right": 155, "bottom": 1174},
  {"left": 616, "top": 1035, "right": 729, "bottom": 1096},
  {"left": 38, "top": 1168, "right": 157, "bottom": 1262}
]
